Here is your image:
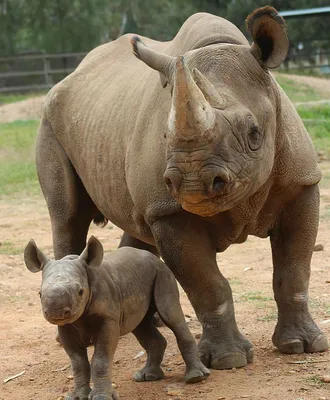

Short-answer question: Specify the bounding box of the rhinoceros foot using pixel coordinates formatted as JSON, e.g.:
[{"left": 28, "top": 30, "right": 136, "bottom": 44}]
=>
[
  {"left": 88, "top": 389, "right": 119, "bottom": 400},
  {"left": 184, "top": 361, "right": 210, "bottom": 383},
  {"left": 272, "top": 317, "right": 329, "bottom": 354},
  {"left": 198, "top": 331, "right": 253, "bottom": 369},
  {"left": 133, "top": 365, "right": 165, "bottom": 382},
  {"left": 66, "top": 387, "right": 91, "bottom": 400}
]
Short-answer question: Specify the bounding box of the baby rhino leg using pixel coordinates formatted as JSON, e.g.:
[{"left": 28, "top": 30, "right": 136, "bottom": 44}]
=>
[
  {"left": 132, "top": 309, "right": 167, "bottom": 382},
  {"left": 154, "top": 267, "right": 210, "bottom": 383}
]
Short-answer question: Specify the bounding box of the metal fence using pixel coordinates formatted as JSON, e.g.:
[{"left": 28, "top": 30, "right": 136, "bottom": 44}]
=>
[
  {"left": 0, "top": 52, "right": 87, "bottom": 93},
  {"left": 279, "top": 45, "right": 330, "bottom": 75}
]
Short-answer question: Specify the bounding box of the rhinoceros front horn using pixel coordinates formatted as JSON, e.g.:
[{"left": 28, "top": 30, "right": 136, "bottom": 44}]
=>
[{"left": 168, "top": 57, "right": 216, "bottom": 139}]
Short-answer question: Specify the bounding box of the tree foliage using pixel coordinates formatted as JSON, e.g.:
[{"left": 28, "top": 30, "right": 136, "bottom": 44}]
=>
[{"left": 1, "top": 0, "right": 330, "bottom": 56}]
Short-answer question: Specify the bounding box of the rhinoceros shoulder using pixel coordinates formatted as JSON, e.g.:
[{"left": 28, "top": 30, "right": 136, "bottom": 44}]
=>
[{"left": 274, "top": 83, "right": 322, "bottom": 187}]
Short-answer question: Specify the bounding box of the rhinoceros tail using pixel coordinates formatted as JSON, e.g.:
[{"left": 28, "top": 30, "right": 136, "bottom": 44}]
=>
[
  {"left": 130, "top": 35, "right": 145, "bottom": 60},
  {"left": 93, "top": 212, "right": 108, "bottom": 227}
]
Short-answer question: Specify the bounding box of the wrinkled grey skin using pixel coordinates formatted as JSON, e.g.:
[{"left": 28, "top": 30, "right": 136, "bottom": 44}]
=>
[
  {"left": 36, "top": 6, "right": 328, "bottom": 370},
  {"left": 24, "top": 236, "right": 209, "bottom": 400}
]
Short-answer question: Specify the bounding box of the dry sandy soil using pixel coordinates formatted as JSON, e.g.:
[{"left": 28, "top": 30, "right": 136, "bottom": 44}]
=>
[
  {"left": 1, "top": 183, "right": 330, "bottom": 400},
  {"left": 1, "top": 77, "right": 330, "bottom": 400},
  {"left": 0, "top": 96, "right": 45, "bottom": 124},
  {"left": 273, "top": 73, "right": 330, "bottom": 98},
  {"left": 0, "top": 73, "right": 330, "bottom": 124}
]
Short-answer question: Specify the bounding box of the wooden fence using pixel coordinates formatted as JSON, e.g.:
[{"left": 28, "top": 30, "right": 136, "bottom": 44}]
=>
[
  {"left": 0, "top": 52, "right": 87, "bottom": 93},
  {"left": 1, "top": 47, "right": 330, "bottom": 94}
]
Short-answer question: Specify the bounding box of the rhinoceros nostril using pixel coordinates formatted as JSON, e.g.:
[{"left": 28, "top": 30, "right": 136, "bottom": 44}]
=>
[
  {"left": 44, "top": 310, "right": 49, "bottom": 317},
  {"left": 164, "top": 171, "right": 181, "bottom": 193},
  {"left": 165, "top": 176, "right": 173, "bottom": 190},
  {"left": 212, "top": 176, "right": 226, "bottom": 192},
  {"left": 63, "top": 308, "right": 72, "bottom": 319}
]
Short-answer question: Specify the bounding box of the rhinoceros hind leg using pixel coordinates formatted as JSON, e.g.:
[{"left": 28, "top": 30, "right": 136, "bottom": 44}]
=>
[
  {"left": 272, "top": 324, "right": 328, "bottom": 354},
  {"left": 132, "top": 309, "right": 167, "bottom": 382},
  {"left": 154, "top": 267, "right": 210, "bottom": 382},
  {"left": 271, "top": 185, "right": 328, "bottom": 355}
]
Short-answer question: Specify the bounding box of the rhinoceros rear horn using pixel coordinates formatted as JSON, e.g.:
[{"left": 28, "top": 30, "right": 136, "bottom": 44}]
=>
[
  {"left": 130, "top": 36, "right": 176, "bottom": 88},
  {"left": 168, "top": 57, "right": 215, "bottom": 139},
  {"left": 192, "top": 68, "right": 225, "bottom": 109},
  {"left": 246, "top": 6, "right": 289, "bottom": 69}
]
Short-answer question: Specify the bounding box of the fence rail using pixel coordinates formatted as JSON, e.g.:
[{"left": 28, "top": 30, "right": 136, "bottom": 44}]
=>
[
  {"left": 0, "top": 52, "right": 87, "bottom": 93},
  {"left": 1, "top": 47, "right": 330, "bottom": 94}
]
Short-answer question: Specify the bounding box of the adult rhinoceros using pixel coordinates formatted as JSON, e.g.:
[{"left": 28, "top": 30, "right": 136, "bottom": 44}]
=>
[{"left": 36, "top": 6, "right": 328, "bottom": 369}]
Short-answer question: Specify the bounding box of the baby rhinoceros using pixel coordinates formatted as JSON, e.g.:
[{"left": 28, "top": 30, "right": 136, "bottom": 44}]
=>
[{"left": 24, "top": 236, "right": 209, "bottom": 400}]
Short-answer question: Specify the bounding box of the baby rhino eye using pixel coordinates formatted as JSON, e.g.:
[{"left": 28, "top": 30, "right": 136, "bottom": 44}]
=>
[{"left": 78, "top": 288, "right": 84, "bottom": 297}]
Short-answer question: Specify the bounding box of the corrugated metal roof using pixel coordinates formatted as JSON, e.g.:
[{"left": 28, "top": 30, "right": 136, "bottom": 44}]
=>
[{"left": 279, "top": 7, "right": 330, "bottom": 18}]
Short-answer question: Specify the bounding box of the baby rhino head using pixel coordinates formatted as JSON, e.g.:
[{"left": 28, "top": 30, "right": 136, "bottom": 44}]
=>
[{"left": 24, "top": 236, "right": 104, "bottom": 326}]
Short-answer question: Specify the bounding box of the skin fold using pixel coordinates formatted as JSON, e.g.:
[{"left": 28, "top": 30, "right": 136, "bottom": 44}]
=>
[
  {"left": 24, "top": 236, "right": 209, "bottom": 400},
  {"left": 36, "top": 6, "right": 328, "bottom": 370}
]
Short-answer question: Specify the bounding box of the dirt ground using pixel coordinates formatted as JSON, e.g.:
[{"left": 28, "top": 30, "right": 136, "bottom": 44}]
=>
[
  {"left": 0, "top": 96, "right": 45, "bottom": 123},
  {"left": 1, "top": 75, "right": 330, "bottom": 400},
  {"left": 0, "top": 175, "right": 329, "bottom": 400},
  {"left": 0, "top": 73, "right": 330, "bottom": 124},
  {"left": 274, "top": 73, "right": 330, "bottom": 98}
]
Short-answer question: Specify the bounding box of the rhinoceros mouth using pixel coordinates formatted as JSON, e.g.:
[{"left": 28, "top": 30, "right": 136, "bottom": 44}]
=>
[
  {"left": 180, "top": 182, "right": 246, "bottom": 216},
  {"left": 182, "top": 198, "right": 233, "bottom": 217},
  {"left": 44, "top": 313, "right": 79, "bottom": 326}
]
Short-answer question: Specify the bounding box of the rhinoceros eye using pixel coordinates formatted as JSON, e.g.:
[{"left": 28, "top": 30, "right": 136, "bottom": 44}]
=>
[
  {"left": 38, "top": 291, "right": 41, "bottom": 298},
  {"left": 78, "top": 288, "right": 84, "bottom": 297},
  {"left": 248, "top": 125, "right": 262, "bottom": 151}
]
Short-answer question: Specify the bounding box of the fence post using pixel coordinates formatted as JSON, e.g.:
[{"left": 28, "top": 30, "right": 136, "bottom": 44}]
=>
[{"left": 43, "top": 56, "right": 53, "bottom": 86}]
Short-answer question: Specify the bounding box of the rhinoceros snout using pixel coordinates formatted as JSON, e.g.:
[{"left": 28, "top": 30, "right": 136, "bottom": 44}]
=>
[
  {"left": 44, "top": 306, "right": 73, "bottom": 321},
  {"left": 164, "top": 167, "right": 229, "bottom": 202}
]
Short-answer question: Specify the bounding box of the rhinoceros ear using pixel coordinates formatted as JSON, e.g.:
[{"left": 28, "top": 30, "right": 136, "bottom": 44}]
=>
[
  {"left": 79, "top": 236, "right": 104, "bottom": 269},
  {"left": 130, "top": 35, "right": 176, "bottom": 88},
  {"left": 24, "top": 239, "right": 49, "bottom": 273},
  {"left": 246, "top": 6, "right": 289, "bottom": 69}
]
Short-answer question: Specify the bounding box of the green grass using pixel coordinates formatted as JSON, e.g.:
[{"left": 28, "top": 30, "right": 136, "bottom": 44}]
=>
[
  {"left": 295, "top": 105, "right": 330, "bottom": 158},
  {"left": 274, "top": 74, "right": 330, "bottom": 158},
  {"left": 239, "top": 292, "right": 273, "bottom": 302},
  {"left": 227, "top": 277, "right": 243, "bottom": 286},
  {"left": 0, "top": 240, "right": 24, "bottom": 255},
  {"left": 257, "top": 311, "right": 277, "bottom": 322},
  {"left": 0, "top": 77, "right": 330, "bottom": 198},
  {"left": 275, "top": 75, "right": 321, "bottom": 103},
  {"left": 0, "top": 91, "right": 46, "bottom": 106},
  {"left": 0, "top": 120, "right": 40, "bottom": 196},
  {"left": 304, "top": 375, "right": 325, "bottom": 387},
  {"left": 7, "top": 295, "right": 27, "bottom": 303}
]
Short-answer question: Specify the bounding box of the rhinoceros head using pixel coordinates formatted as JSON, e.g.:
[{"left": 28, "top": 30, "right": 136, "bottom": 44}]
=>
[
  {"left": 131, "top": 6, "right": 289, "bottom": 217},
  {"left": 24, "top": 236, "right": 103, "bottom": 325}
]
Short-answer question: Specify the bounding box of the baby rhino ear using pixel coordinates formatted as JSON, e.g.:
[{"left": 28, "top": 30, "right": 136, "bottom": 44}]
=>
[
  {"left": 24, "top": 239, "right": 49, "bottom": 273},
  {"left": 79, "top": 236, "right": 104, "bottom": 269}
]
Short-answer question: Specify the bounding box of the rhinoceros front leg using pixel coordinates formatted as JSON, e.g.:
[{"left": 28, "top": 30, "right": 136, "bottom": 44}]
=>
[
  {"left": 89, "top": 319, "right": 120, "bottom": 400},
  {"left": 152, "top": 215, "right": 253, "bottom": 370},
  {"left": 271, "top": 184, "right": 328, "bottom": 354},
  {"left": 58, "top": 325, "right": 91, "bottom": 400}
]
